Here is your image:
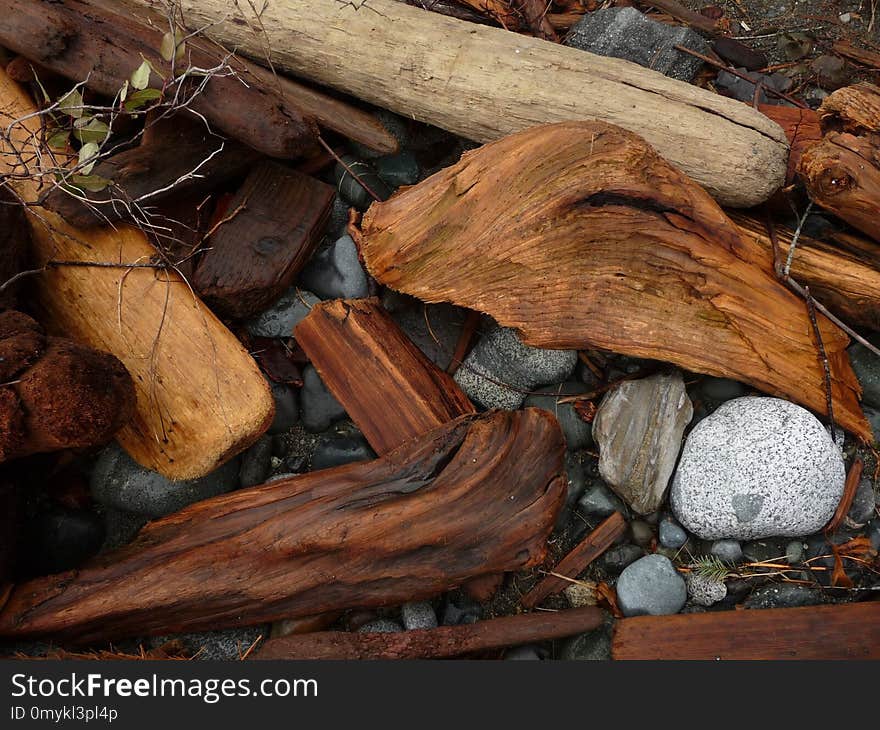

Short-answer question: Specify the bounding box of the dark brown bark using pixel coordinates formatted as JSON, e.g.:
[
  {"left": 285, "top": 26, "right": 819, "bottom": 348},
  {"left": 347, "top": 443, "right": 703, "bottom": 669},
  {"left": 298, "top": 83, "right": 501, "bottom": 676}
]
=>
[
  {"left": 253, "top": 606, "right": 604, "bottom": 659},
  {"left": 193, "top": 162, "right": 335, "bottom": 319},
  {"left": 296, "top": 298, "right": 476, "bottom": 455},
  {"left": 0, "top": 409, "right": 565, "bottom": 644},
  {"left": 520, "top": 511, "right": 626, "bottom": 609},
  {"left": 612, "top": 602, "right": 880, "bottom": 660}
]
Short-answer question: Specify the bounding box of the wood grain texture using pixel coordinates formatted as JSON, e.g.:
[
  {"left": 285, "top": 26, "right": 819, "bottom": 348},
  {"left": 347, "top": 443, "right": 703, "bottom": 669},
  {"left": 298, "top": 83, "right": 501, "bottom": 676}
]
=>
[
  {"left": 0, "top": 410, "right": 566, "bottom": 644},
  {"left": 0, "top": 67, "right": 274, "bottom": 479},
  {"left": 356, "top": 121, "right": 870, "bottom": 440},
  {"left": 758, "top": 104, "right": 822, "bottom": 185},
  {"left": 126, "top": 0, "right": 788, "bottom": 207},
  {"left": 612, "top": 602, "right": 880, "bottom": 659},
  {"left": 254, "top": 606, "right": 603, "bottom": 659},
  {"left": 296, "top": 298, "right": 476, "bottom": 454},
  {"left": 520, "top": 512, "right": 626, "bottom": 609},
  {"left": 819, "top": 82, "right": 880, "bottom": 134}
]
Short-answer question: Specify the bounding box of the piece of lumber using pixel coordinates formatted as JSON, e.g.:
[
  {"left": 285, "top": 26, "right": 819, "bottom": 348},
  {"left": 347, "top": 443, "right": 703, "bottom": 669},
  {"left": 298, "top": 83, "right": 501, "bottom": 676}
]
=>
[
  {"left": 520, "top": 512, "right": 626, "bottom": 609},
  {"left": 193, "top": 162, "right": 335, "bottom": 319},
  {"left": 131, "top": 0, "right": 789, "bottom": 208},
  {"left": 0, "top": 0, "right": 317, "bottom": 159},
  {"left": 355, "top": 121, "right": 870, "bottom": 440},
  {"left": 730, "top": 212, "right": 880, "bottom": 332},
  {"left": 798, "top": 132, "right": 880, "bottom": 243},
  {"left": 758, "top": 104, "right": 822, "bottom": 185},
  {"left": 43, "top": 117, "right": 256, "bottom": 228},
  {"left": 0, "top": 410, "right": 566, "bottom": 643},
  {"left": 295, "top": 298, "right": 476, "bottom": 454},
  {"left": 612, "top": 601, "right": 880, "bottom": 659},
  {"left": 254, "top": 606, "right": 603, "bottom": 659},
  {"left": 0, "top": 67, "right": 275, "bottom": 479}
]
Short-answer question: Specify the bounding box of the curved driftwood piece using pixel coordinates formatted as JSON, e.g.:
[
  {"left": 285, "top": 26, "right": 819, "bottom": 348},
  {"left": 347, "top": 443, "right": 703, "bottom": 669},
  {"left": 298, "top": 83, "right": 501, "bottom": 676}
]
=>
[
  {"left": 356, "top": 121, "right": 869, "bottom": 440},
  {"left": 254, "top": 606, "right": 603, "bottom": 660},
  {"left": 0, "top": 410, "right": 566, "bottom": 644},
  {"left": 126, "top": 0, "right": 788, "bottom": 207}
]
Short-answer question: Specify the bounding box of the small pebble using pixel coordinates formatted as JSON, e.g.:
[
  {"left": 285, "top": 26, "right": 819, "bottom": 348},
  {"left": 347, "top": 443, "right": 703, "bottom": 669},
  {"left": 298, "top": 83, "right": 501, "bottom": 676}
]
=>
[
  {"left": 658, "top": 517, "right": 688, "bottom": 550},
  {"left": 616, "top": 554, "right": 687, "bottom": 617},
  {"left": 559, "top": 626, "right": 612, "bottom": 660},
  {"left": 267, "top": 380, "right": 299, "bottom": 435},
  {"left": 311, "top": 433, "right": 375, "bottom": 471},
  {"left": 563, "top": 582, "right": 597, "bottom": 608},
  {"left": 298, "top": 235, "right": 370, "bottom": 300},
  {"left": 710, "top": 539, "right": 743, "bottom": 563},
  {"left": 239, "top": 435, "right": 273, "bottom": 488},
  {"left": 601, "top": 544, "right": 644, "bottom": 574},
  {"left": 630, "top": 520, "right": 654, "bottom": 548},
  {"left": 785, "top": 540, "right": 805, "bottom": 565},
  {"left": 401, "top": 601, "right": 438, "bottom": 631},
  {"left": 848, "top": 478, "right": 876, "bottom": 526},
  {"left": 357, "top": 619, "right": 403, "bottom": 633},
  {"left": 246, "top": 287, "right": 321, "bottom": 338},
  {"left": 685, "top": 572, "right": 727, "bottom": 606},
  {"left": 577, "top": 481, "right": 627, "bottom": 517},
  {"left": 300, "top": 365, "right": 347, "bottom": 433}
]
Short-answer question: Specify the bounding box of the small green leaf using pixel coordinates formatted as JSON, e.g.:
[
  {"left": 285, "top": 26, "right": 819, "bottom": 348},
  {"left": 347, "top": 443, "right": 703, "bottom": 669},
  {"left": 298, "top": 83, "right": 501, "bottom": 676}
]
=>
[
  {"left": 130, "top": 60, "right": 152, "bottom": 90},
  {"left": 123, "top": 87, "right": 162, "bottom": 112},
  {"left": 73, "top": 118, "right": 110, "bottom": 145},
  {"left": 58, "top": 89, "right": 84, "bottom": 118},
  {"left": 78, "top": 141, "right": 100, "bottom": 175},
  {"left": 70, "top": 174, "right": 111, "bottom": 193},
  {"left": 47, "top": 129, "right": 70, "bottom": 150}
]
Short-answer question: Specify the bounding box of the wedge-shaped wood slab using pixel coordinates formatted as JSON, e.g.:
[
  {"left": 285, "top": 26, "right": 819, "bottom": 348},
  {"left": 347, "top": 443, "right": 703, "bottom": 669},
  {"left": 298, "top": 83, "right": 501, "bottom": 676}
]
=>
[
  {"left": 356, "top": 121, "right": 870, "bottom": 440},
  {"left": 296, "top": 298, "right": 476, "bottom": 454},
  {"left": 613, "top": 602, "right": 880, "bottom": 660},
  {"left": 0, "top": 68, "right": 274, "bottom": 478},
  {"left": 0, "top": 410, "right": 565, "bottom": 644}
]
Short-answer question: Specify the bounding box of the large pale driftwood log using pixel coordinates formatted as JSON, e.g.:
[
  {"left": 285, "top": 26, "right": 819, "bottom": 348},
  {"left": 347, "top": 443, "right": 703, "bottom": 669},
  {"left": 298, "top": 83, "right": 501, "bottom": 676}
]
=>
[
  {"left": 0, "top": 410, "right": 566, "bottom": 644},
  {"left": 355, "top": 121, "right": 870, "bottom": 440},
  {"left": 0, "top": 67, "right": 274, "bottom": 479},
  {"left": 128, "top": 0, "right": 788, "bottom": 207}
]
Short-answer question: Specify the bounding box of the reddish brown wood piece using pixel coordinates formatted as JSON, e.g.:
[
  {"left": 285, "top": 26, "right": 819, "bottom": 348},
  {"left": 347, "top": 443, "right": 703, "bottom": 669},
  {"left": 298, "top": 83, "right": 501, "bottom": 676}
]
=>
[
  {"left": 826, "top": 458, "right": 864, "bottom": 534},
  {"left": 296, "top": 298, "right": 476, "bottom": 455},
  {"left": 520, "top": 512, "right": 626, "bottom": 609},
  {"left": 254, "top": 606, "right": 604, "bottom": 659},
  {"left": 758, "top": 105, "right": 823, "bottom": 185},
  {"left": 613, "top": 602, "right": 880, "bottom": 660}
]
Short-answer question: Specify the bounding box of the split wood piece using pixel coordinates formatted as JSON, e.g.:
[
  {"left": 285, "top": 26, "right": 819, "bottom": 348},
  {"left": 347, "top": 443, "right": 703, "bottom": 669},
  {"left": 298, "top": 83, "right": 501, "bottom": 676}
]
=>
[
  {"left": 758, "top": 104, "right": 822, "bottom": 185},
  {"left": 730, "top": 213, "right": 880, "bottom": 332},
  {"left": 825, "top": 457, "right": 864, "bottom": 534},
  {"left": 818, "top": 82, "right": 880, "bottom": 135},
  {"left": 520, "top": 511, "right": 626, "bottom": 609},
  {"left": 134, "top": 0, "right": 789, "bottom": 207},
  {"left": 832, "top": 42, "right": 880, "bottom": 71},
  {"left": 0, "top": 311, "right": 135, "bottom": 462},
  {"left": 356, "top": 121, "right": 870, "bottom": 440},
  {"left": 612, "top": 601, "right": 880, "bottom": 660},
  {"left": 0, "top": 67, "right": 275, "bottom": 479},
  {"left": 42, "top": 117, "right": 256, "bottom": 228},
  {"left": 253, "top": 606, "right": 603, "bottom": 660},
  {"left": 798, "top": 132, "right": 880, "bottom": 243},
  {"left": 295, "top": 298, "right": 476, "bottom": 454},
  {"left": 0, "top": 0, "right": 317, "bottom": 159},
  {"left": 193, "top": 162, "right": 335, "bottom": 320},
  {"left": 0, "top": 410, "right": 565, "bottom": 644}
]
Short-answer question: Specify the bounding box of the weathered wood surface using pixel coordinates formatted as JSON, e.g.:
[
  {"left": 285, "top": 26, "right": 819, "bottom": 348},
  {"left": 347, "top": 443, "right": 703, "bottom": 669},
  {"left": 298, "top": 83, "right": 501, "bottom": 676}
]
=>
[
  {"left": 819, "top": 82, "right": 880, "bottom": 134},
  {"left": 520, "top": 512, "right": 626, "bottom": 609},
  {"left": 128, "top": 0, "right": 789, "bottom": 207},
  {"left": 254, "top": 606, "right": 603, "bottom": 660},
  {"left": 194, "top": 161, "right": 335, "bottom": 319},
  {"left": 0, "top": 67, "right": 274, "bottom": 479},
  {"left": 296, "top": 298, "right": 476, "bottom": 455},
  {"left": 0, "top": 410, "right": 566, "bottom": 644},
  {"left": 758, "top": 104, "right": 822, "bottom": 185},
  {"left": 613, "top": 602, "right": 880, "bottom": 659},
  {"left": 356, "top": 121, "right": 870, "bottom": 440}
]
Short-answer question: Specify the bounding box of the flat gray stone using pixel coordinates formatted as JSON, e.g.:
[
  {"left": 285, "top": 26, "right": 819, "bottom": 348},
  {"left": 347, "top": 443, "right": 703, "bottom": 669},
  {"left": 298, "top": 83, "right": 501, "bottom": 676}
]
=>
[
  {"left": 577, "top": 481, "right": 626, "bottom": 518},
  {"left": 616, "top": 554, "right": 686, "bottom": 617},
  {"left": 593, "top": 371, "right": 693, "bottom": 515},
  {"left": 246, "top": 287, "right": 321, "bottom": 338},
  {"left": 671, "top": 397, "right": 845, "bottom": 540},
  {"left": 298, "top": 234, "right": 369, "bottom": 300},
  {"left": 564, "top": 7, "right": 710, "bottom": 81},
  {"left": 300, "top": 365, "right": 347, "bottom": 433},
  {"left": 453, "top": 324, "right": 577, "bottom": 410},
  {"left": 91, "top": 444, "right": 239, "bottom": 518},
  {"left": 525, "top": 382, "right": 593, "bottom": 451},
  {"left": 390, "top": 300, "right": 465, "bottom": 370},
  {"left": 375, "top": 151, "right": 421, "bottom": 188},
  {"left": 685, "top": 572, "right": 727, "bottom": 606}
]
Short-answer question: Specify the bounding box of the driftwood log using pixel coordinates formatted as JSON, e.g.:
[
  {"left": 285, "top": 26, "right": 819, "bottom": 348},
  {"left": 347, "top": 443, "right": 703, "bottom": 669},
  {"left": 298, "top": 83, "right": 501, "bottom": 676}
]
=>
[
  {"left": 127, "top": 0, "right": 789, "bottom": 207},
  {"left": 0, "top": 67, "right": 274, "bottom": 479},
  {"left": 0, "top": 410, "right": 565, "bottom": 644},
  {"left": 613, "top": 602, "right": 880, "bottom": 660},
  {"left": 355, "top": 121, "right": 870, "bottom": 440},
  {"left": 254, "top": 606, "right": 604, "bottom": 660},
  {"left": 296, "top": 298, "right": 476, "bottom": 455}
]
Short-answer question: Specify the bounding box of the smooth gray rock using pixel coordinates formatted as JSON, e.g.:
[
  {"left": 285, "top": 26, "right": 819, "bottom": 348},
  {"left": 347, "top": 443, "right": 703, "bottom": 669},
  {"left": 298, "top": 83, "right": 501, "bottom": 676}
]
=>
[
  {"left": 441, "top": 595, "right": 482, "bottom": 626},
  {"left": 375, "top": 151, "right": 421, "bottom": 188},
  {"left": 593, "top": 371, "right": 693, "bottom": 515},
  {"left": 357, "top": 619, "right": 403, "bottom": 633},
  {"left": 246, "top": 287, "right": 321, "bottom": 338},
  {"left": 616, "top": 554, "right": 687, "bottom": 617},
  {"left": 25, "top": 508, "right": 104, "bottom": 575},
  {"left": 311, "top": 433, "right": 374, "bottom": 471},
  {"left": 848, "top": 478, "right": 876, "bottom": 526},
  {"left": 326, "top": 195, "right": 350, "bottom": 241},
  {"left": 658, "top": 517, "right": 688, "bottom": 550},
  {"left": 453, "top": 325, "right": 577, "bottom": 409},
  {"left": 101, "top": 508, "right": 148, "bottom": 551},
  {"left": 504, "top": 646, "right": 542, "bottom": 660},
  {"left": 401, "top": 602, "right": 437, "bottom": 631},
  {"left": 559, "top": 625, "right": 612, "bottom": 660},
  {"left": 390, "top": 300, "right": 465, "bottom": 370},
  {"left": 685, "top": 572, "right": 727, "bottom": 606},
  {"left": 744, "top": 583, "right": 825, "bottom": 609},
  {"left": 699, "top": 376, "right": 748, "bottom": 402},
  {"left": 846, "top": 340, "right": 880, "bottom": 410},
  {"left": 630, "top": 520, "right": 654, "bottom": 548},
  {"left": 600, "top": 544, "right": 644, "bottom": 574},
  {"left": 524, "top": 382, "right": 593, "bottom": 450},
  {"left": 91, "top": 444, "right": 239, "bottom": 518},
  {"left": 298, "top": 235, "right": 369, "bottom": 300},
  {"left": 577, "top": 481, "right": 626, "bottom": 518},
  {"left": 239, "top": 436, "right": 273, "bottom": 488},
  {"left": 267, "top": 380, "right": 299, "bottom": 435},
  {"left": 671, "top": 397, "right": 845, "bottom": 540},
  {"left": 564, "top": 7, "right": 709, "bottom": 81},
  {"left": 710, "top": 539, "right": 743, "bottom": 563},
  {"left": 300, "top": 365, "right": 347, "bottom": 433}
]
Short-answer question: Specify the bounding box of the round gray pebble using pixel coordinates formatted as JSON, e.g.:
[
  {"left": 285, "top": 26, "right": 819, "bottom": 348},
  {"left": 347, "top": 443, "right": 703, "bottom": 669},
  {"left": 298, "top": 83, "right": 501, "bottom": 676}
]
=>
[
  {"left": 616, "top": 554, "right": 687, "bottom": 617},
  {"left": 709, "top": 539, "right": 743, "bottom": 563},
  {"left": 400, "top": 601, "right": 437, "bottom": 631}
]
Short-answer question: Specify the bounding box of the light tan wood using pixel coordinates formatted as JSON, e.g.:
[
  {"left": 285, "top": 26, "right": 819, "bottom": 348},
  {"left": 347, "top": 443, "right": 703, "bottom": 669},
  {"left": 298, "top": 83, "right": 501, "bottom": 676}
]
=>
[
  {"left": 130, "top": 0, "right": 788, "bottom": 208},
  {"left": 0, "top": 68, "right": 274, "bottom": 479}
]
